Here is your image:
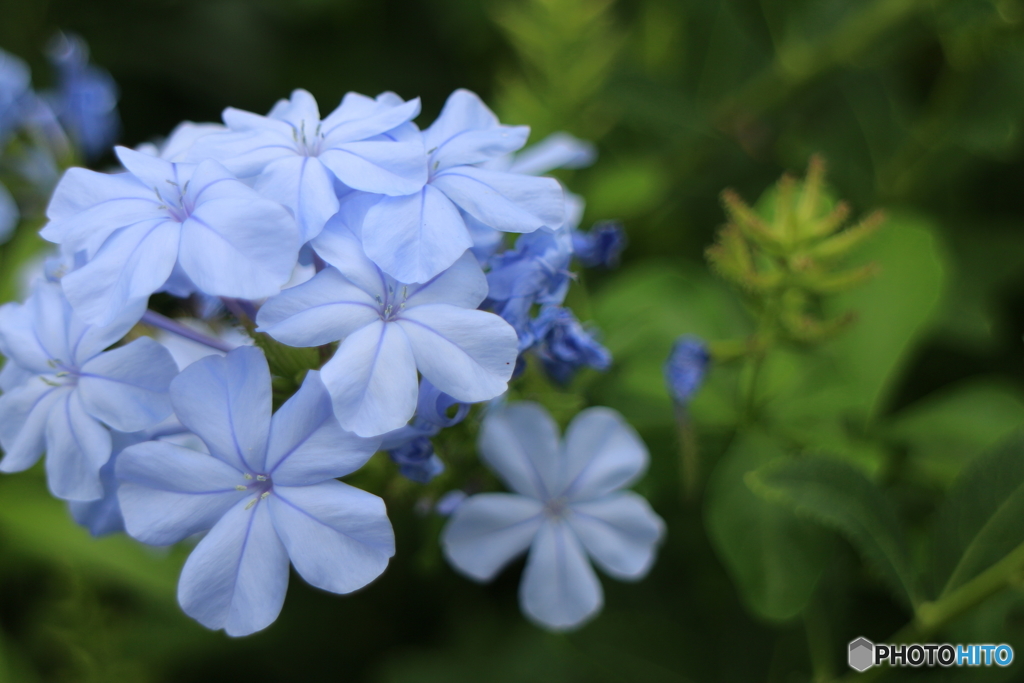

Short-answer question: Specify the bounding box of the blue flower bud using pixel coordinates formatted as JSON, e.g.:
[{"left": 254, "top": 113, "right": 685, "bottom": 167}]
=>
[
  {"left": 572, "top": 221, "right": 627, "bottom": 269},
  {"left": 531, "top": 305, "right": 611, "bottom": 385},
  {"left": 664, "top": 336, "right": 710, "bottom": 404},
  {"left": 387, "top": 436, "right": 445, "bottom": 484}
]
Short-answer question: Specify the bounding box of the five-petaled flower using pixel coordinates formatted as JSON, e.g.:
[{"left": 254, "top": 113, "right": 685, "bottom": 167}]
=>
[{"left": 442, "top": 402, "right": 665, "bottom": 630}]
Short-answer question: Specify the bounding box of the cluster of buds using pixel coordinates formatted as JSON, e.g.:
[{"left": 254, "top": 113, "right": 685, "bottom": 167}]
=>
[{"left": 706, "top": 156, "right": 885, "bottom": 346}]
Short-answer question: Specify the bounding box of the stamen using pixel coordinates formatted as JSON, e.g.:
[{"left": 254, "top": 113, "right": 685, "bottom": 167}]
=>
[
  {"left": 245, "top": 498, "right": 258, "bottom": 510},
  {"left": 260, "top": 491, "right": 270, "bottom": 499},
  {"left": 256, "top": 474, "right": 268, "bottom": 481},
  {"left": 243, "top": 473, "right": 253, "bottom": 480},
  {"left": 235, "top": 485, "right": 248, "bottom": 491}
]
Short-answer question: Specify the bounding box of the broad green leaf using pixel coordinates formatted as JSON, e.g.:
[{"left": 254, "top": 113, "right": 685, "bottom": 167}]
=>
[
  {"left": 704, "top": 430, "right": 832, "bottom": 621},
  {"left": 930, "top": 431, "right": 1024, "bottom": 598},
  {"left": 886, "top": 378, "right": 1024, "bottom": 486},
  {"left": 827, "top": 211, "right": 947, "bottom": 420},
  {"left": 747, "top": 456, "right": 919, "bottom": 608},
  {"left": 591, "top": 260, "right": 749, "bottom": 430},
  {"left": 0, "top": 474, "right": 183, "bottom": 601}
]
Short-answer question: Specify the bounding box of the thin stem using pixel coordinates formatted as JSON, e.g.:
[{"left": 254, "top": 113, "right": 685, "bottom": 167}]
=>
[
  {"left": 674, "top": 404, "right": 700, "bottom": 501},
  {"left": 831, "top": 538, "right": 1024, "bottom": 682},
  {"left": 141, "top": 310, "right": 235, "bottom": 353},
  {"left": 804, "top": 599, "right": 836, "bottom": 683}
]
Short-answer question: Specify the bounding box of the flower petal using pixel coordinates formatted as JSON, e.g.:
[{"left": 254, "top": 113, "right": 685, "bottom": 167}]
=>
[
  {"left": 322, "top": 94, "right": 421, "bottom": 144},
  {"left": 61, "top": 217, "right": 180, "bottom": 325},
  {"left": 404, "top": 250, "right": 489, "bottom": 309},
  {"left": 320, "top": 320, "right": 418, "bottom": 437},
  {"left": 0, "top": 379, "right": 67, "bottom": 473},
  {"left": 477, "top": 402, "right": 562, "bottom": 500},
  {"left": 78, "top": 337, "right": 177, "bottom": 432},
  {"left": 568, "top": 492, "right": 665, "bottom": 580},
  {"left": 423, "top": 90, "right": 527, "bottom": 169},
  {"left": 180, "top": 191, "right": 300, "bottom": 301},
  {"left": 253, "top": 155, "right": 338, "bottom": 243},
  {"left": 560, "top": 407, "right": 648, "bottom": 501},
  {"left": 266, "top": 371, "right": 380, "bottom": 485},
  {"left": 441, "top": 492, "right": 544, "bottom": 581},
  {"left": 177, "top": 497, "right": 290, "bottom": 637},
  {"left": 519, "top": 520, "right": 602, "bottom": 631},
  {"left": 269, "top": 480, "right": 394, "bottom": 594},
  {"left": 397, "top": 304, "right": 516, "bottom": 402},
  {"left": 318, "top": 139, "right": 426, "bottom": 196},
  {"left": 45, "top": 390, "right": 112, "bottom": 501},
  {"left": 432, "top": 166, "right": 563, "bottom": 233},
  {"left": 256, "top": 268, "right": 379, "bottom": 348},
  {"left": 170, "top": 347, "right": 271, "bottom": 473},
  {"left": 360, "top": 186, "right": 471, "bottom": 284},
  {"left": 309, "top": 201, "right": 388, "bottom": 298},
  {"left": 117, "top": 440, "right": 247, "bottom": 545}
]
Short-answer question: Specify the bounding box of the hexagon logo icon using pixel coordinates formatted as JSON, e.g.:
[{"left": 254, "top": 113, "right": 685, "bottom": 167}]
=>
[{"left": 849, "top": 638, "right": 874, "bottom": 672}]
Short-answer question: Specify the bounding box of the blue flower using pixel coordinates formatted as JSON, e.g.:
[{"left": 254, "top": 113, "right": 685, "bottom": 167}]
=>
[
  {"left": 0, "top": 280, "right": 177, "bottom": 500},
  {"left": 664, "top": 336, "right": 710, "bottom": 404},
  {"left": 45, "top": 33, "right": 119, "bottom": 159},
  {"left": 530, "top": 305, "right": 611, "bottom": 385},
  {"left": 442, "top": 402, "right": 664, "bottom": 631},
  {"left": 387, "top": 436, "right": 445, "bottom": 484},
  {"left": 360, "top": 89, "right": 565, "bottom": 284},
  {"left": 485, "top": 227, "right": 575, "bottom": 348},
  {"left": 258, "top": 216, "right": 518, "bottom": 436},
  {"left": 0, "top": 47, "right": 31, "bottom": 141},
  {"left": 572, "top": 220, "right": 626, "bottom": 269},
  {"left": 116, "top": 347, "right": 391, "bottom": 637},
  {"left": 487, "top": 131, "right": 596, "bottom": 176},
  {"left": 40, "top": 146, "right": 301, "bottom": 324},
  {"left": 379, "top": 378, "right": 468, "bottom": 483},
  {"left": 190, "top": 89, "right": 424, "bottom": 242}
]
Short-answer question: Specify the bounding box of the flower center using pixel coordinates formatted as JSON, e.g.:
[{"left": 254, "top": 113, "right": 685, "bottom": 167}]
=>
[
  {"left": 236, "top": 473, "right": 273, "bottom": 509},
  {"left": 40, "top": 358, "right": 78, "bottom": 387},
  {"left": 157, "top": 179, "right": 193, "bottom": 223},
  {"left": 293, "top": 120, "right": 324, "bottom": 157},
  {"left": 376, "top": 284, "right": 409, "bottom": 322},
  {"left": 543, "top": 497, "right": 569, "bottom": 519}
]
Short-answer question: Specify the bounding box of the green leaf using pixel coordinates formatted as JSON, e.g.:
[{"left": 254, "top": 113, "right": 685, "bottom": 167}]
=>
[
  {"left": 930, "top": 431, "right": 1024, "bottom": 598},
  {"left": 886, "top": 378, "right": 1024, "bottom": 486},
  {"left": 826, "top": 211, "right": 948, "bottom": 420},
  {"left": 704, "top": 430, "right": 832, "bottom": 621},
  {"left": 747, "top": 456, "right": 919, "bottom": 608}
]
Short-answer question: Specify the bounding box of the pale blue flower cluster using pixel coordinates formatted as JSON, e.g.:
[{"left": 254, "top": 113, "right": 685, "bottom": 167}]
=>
[{"left": 0, "top": 85, "right": 662, "bottom": 635}]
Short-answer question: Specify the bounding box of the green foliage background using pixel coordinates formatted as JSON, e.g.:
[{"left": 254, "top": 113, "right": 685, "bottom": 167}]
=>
[{"left": 3, "top": 0, "right": 1024, "bottom": 680}]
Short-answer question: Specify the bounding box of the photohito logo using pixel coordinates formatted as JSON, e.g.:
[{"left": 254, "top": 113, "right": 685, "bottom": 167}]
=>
[{"left": 848, "top": 638, "right": 1014, "bottom": 671}]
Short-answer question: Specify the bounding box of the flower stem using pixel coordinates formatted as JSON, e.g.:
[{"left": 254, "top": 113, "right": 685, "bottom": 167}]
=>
[{"left": 141, "top": 310, "right": 235, "bottom": 353}]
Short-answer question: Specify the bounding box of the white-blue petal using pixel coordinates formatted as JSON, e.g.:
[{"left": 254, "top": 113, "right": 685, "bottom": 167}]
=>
[
  {"left": 45, "top": 390, "right": 112, "bottom": 501},
  {"left": 432, "top": 166, "right": 563, "bottom": 233},
  {"left": 567, "top": 492, "right": 665, "bottom": 580},
  {"left": 77, "top": 337, "right": 177, "bottom": 432},
  {"left": 61, "top": 217, "right": 180, "bottom": 325},
  {"left": 518, "top": 520, "right": 603, "bottom": 631},
  {"left": 560, "top": 407, "right": 648, "bottom": 501},
  {"left": 0, "top": 379, "right": 67, "bottom": 473},
  {"left": 441, "top": 492, "right": 544, "bottom": 581},
  {"left": 397, "top": 304, "right": 516, "bottom": 402},
  {"left": 117, "top": 440, "right": 247, "bottom": 545},
  {"left": 310, "top": 207, "right": 388, "bottom": 297},
  {"left": 320, "top": 320, "right": 418, "bottom": 437},
  {"left": 177, "top": 497, "right": 290, "bottom": 637},
  {"left": 318, "top": 139, "right": 427, "bottom": 196},
  {"left": 404, "top": 250, "right": 489, "bottom": 309},
  {"left": 269, "top": 480, "right": 394, "bottom": 593},
  {"left": 253, "top": 155, "right": 339, "bottom": 243},
  {"left": 360, "top": 185, "right": 471, "bottom": 284},
  {"left": 266, "top": 371, "right": 380, "bottom": 485},
  {"left": 170, "top": 347, "right": 271, "bottom": 473},
  {"left": 256, "top": 268, "right": 379, "bottom": 348},
  {"left": 477, "top": 402, "right": 561, "bottom": 500}
]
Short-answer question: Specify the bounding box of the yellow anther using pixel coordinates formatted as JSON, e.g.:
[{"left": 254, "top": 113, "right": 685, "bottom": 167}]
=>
[{"left": 235, "top": 485, "right": 247, "bottom": 491}]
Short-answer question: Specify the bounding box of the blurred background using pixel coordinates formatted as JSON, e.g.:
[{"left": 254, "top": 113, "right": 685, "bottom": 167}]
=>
[{"left": 3, "top": 0, "right": 1024, "bottom": 681}]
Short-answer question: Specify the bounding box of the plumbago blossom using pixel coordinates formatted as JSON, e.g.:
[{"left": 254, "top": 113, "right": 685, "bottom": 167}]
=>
[
  {"left": 443, "top": 402, "right": 665, "bottom": 630},
  {"left": 0, "top": 82, "right": 664, "bottom": 635}
]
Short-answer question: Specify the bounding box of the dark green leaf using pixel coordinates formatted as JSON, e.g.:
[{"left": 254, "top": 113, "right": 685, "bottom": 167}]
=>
[
  {"left": 704, "top": 430, "right": 832, "bottom": 621},
  {"left": 747, "top": 456, "right": 919, "bottom": 608}
]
